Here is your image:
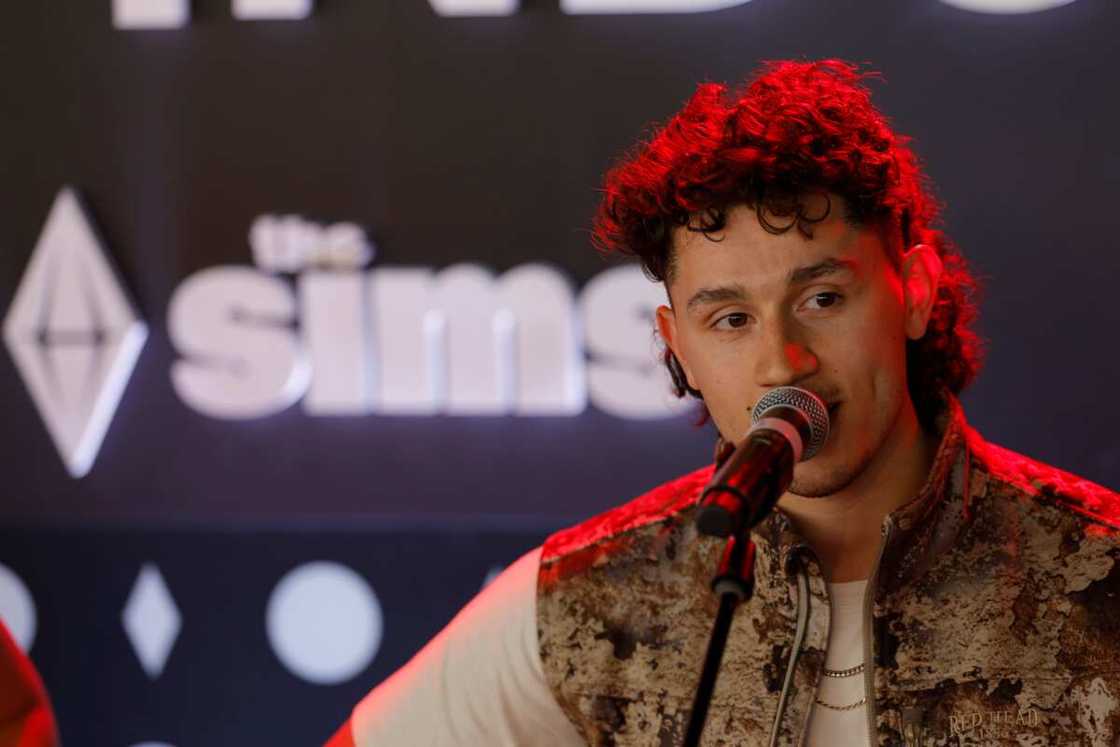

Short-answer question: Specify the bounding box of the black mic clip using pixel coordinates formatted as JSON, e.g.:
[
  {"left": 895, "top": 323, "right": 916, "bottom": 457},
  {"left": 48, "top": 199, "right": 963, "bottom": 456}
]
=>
[{"left": 696, "top": 429, "right": 793, "bottom": 537}]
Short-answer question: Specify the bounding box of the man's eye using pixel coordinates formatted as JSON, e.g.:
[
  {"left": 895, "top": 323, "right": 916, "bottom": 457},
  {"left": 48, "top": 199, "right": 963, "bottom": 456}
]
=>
[
  {"left": 713, "top": 313, "right": 750, "bottom": 329},
  {"left": 804, "top": 292, "right": 842, "bottom": 310}
]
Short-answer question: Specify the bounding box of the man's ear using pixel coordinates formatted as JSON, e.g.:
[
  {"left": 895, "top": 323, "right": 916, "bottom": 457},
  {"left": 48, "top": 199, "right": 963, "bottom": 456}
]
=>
[
  {"left": 655, "top": 304, "right": 698, "bottom": 390},
  {"left": 901, "top": 244, "right": 943, "bottom": 340}
]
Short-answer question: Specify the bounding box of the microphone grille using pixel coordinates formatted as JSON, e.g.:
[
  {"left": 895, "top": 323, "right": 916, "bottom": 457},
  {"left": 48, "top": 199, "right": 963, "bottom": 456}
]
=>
[{"left": 751, "top": 386, "right": 830, "bottom": 461}]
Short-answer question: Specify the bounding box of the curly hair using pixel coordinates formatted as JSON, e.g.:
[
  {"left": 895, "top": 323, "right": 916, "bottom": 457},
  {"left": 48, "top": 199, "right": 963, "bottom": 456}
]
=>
[{"left": 591, "top": 59, "right": 983, "bottom": 430}]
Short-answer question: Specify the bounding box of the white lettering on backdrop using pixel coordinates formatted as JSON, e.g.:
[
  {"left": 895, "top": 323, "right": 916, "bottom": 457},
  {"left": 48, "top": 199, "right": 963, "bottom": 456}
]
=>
[
  {"left": 112, "top": 0, "right": 190, "bottom": 29},
  {"left": 938, "top": 0, "right": 1076, "bottom": 12},
  {"left": 168, "top": 215, "right": 673, "bottom": 419},
  {"left": 232, "top": 0, "right": 315, "bottom": 19},
  {"left": 112, "top": 0, "right": 314, "bottom": 28},
  {"left": 111, "top": 0, "right": 1082, "bottom": 26},
  {"left": 168, "top": 267, "right": 311, "bottom": 419}
]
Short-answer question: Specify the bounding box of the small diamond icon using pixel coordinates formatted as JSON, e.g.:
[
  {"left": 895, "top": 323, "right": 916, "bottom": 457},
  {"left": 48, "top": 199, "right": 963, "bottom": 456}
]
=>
[
  {"left": 2, "top": 187, "right": 147, "bottom": 477},
  {"left": 122, "top": 564, "right": 181, "bottom": 680}
]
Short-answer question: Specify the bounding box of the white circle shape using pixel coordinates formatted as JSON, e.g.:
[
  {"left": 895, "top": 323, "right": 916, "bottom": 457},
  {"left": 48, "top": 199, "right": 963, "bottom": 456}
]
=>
[
  {"left": 938, "top": 0, "right": 1077, "bottom": 13},
  {"left": 0, "top": 563, "right": 36, "bottom": 652},
  {"left": 266, "top": 561, "right": 382, "bottom": 685}
]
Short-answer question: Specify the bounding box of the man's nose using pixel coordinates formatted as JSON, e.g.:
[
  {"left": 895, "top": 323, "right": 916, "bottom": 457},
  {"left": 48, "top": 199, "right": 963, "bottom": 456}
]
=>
[{"left": 752, "top": 319, "right": 819, "bottom": 387}]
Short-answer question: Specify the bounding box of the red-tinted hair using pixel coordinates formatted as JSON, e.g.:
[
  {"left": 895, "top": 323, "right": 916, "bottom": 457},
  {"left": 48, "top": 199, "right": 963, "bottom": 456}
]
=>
[{"left": 592, "top": 59, "right": 983, "bottom": 429}]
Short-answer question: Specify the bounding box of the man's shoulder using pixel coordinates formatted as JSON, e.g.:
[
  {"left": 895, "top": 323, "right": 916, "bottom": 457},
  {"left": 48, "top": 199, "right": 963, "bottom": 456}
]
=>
[
  {"left": 970, "top": 429, "right": 1120, "bottom": 535},
  {"left": 539, "top": 464, "right": 713, "bottom": 572},
  {"left": 957, "top": 434, "right": 1120, "bottom": 681}
]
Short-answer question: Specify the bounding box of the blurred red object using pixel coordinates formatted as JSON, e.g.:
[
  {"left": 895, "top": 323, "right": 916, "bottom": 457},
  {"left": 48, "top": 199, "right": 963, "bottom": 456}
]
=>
[{"left": 0, "top": 621, "right": 58, "bottom": 747}]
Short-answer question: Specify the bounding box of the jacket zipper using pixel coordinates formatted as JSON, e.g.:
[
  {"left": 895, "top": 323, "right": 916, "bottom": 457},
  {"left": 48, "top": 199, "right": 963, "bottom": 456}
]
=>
[
  {"left": 768, "top": 556, "right": 810, "bottom": 747},
  {"left": 863, "top": 517, "right": 894, "bottom": 746}
]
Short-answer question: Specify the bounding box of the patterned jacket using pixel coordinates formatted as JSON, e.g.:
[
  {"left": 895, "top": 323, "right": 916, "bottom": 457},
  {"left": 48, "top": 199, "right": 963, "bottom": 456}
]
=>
[{"left": 537, "top": 396, "right": 1120, "bottom": 746}]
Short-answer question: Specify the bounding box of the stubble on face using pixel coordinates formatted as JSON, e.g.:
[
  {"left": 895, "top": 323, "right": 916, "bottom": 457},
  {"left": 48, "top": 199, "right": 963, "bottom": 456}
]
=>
[
  {"left": 788, "top": 435, "right": 877, "bottom": 498},
  {"left": 786, "top": 380, "right": 906, "bottom": 499}
]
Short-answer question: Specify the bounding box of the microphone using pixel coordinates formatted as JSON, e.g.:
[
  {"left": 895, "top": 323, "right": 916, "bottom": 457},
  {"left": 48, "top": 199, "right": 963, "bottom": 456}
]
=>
[{"left": 695, "top": 386, "right": 830, "bottom": 537}]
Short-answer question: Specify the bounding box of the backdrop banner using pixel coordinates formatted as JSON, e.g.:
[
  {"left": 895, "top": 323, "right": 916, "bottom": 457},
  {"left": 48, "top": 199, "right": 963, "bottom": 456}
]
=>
[{"left": 1, "top": 0, "right": 1117, "bottom": 743}]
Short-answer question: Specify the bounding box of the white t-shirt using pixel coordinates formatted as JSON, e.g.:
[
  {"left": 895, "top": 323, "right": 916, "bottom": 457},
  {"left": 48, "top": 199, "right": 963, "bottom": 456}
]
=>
[
  {"left": 351, "top": 547, "right": 583, "bottom": 746},
  {"left": 806, "top": 579, "right": 870, "bottom": 746},
  {"left": 352, "top": 547, "right": 871, "bottom": 746}
]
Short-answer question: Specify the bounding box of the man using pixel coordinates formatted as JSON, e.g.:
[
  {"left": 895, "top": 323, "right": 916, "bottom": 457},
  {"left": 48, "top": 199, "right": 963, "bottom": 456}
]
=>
[{"left": 327, "top": 59, "right": 1120, "bottom": 745}]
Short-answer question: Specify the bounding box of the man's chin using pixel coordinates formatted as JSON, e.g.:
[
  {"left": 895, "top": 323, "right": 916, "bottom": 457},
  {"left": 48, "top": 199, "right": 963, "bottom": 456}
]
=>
[{"left": 788, "top": 455, "right": 865, "bottom": 498}]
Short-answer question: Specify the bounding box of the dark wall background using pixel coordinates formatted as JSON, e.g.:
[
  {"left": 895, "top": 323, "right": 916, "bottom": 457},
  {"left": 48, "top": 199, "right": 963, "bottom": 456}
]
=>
[{"left": 1, "top": 0, "right": 1117, "bottom": 744}]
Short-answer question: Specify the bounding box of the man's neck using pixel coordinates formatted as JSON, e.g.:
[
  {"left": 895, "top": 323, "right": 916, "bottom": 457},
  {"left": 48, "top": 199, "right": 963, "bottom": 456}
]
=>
[{"left": 775, "top": 402, "right": 940, "bottom": 583}]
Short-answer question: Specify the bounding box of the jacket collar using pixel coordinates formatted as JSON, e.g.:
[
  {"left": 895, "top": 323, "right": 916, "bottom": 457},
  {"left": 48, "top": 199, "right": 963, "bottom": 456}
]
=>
[{"left": 878, "top": 392, "right": 980, "bottom": 594}]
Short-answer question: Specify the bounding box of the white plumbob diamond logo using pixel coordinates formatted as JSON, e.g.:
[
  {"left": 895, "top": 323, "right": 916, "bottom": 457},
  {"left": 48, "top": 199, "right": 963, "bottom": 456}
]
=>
[{"left": 2, "top": 188, "right": 148, "bottom": 478}]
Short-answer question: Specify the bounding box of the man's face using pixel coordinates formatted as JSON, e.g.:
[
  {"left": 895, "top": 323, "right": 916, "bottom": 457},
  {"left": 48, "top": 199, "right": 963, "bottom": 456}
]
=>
[{"left": 656, "top": 196, "right": 935, "bottom": 498}]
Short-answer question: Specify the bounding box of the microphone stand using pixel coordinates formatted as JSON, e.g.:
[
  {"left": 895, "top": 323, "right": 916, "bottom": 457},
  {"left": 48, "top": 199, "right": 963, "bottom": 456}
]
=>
[
  {"left": 682, "top": 389, "right": 820, "bottom": 745},
  {"left": 684, "top": 434, "right": 788, "bottom": 746},
  {"left": 682, "top": 531, "right": 757, "bottom": 747}
]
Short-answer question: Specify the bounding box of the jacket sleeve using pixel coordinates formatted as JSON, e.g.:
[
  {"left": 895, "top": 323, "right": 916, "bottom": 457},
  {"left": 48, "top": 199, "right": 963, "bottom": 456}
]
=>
[
  {"left": 349, "top": 545, "right": 585, "bottom": 746},
  {"left": 0, "top": 620, "right": 59, "bottom": 747}
]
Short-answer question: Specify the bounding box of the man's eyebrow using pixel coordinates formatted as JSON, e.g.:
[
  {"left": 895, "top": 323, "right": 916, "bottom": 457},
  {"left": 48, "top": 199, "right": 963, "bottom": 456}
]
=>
[
  {"left": 683, "top": 258, "right": 858, "bottom": 313},
  {"left": 789, "top": 257, "right": 859, "bottom": 285},
  {"left": 685, "top": 285, "right": 747, "bottom": 313}
]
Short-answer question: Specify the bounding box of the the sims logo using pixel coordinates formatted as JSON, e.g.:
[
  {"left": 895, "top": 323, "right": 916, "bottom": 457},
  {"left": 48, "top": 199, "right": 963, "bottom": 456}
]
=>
[{"left": 4, "top": 189, "right": 682, "bottom": 477}]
